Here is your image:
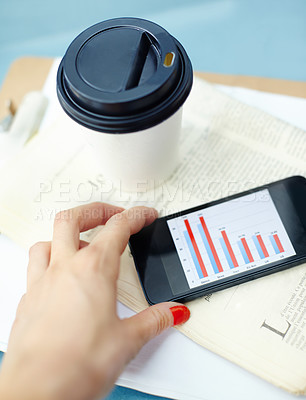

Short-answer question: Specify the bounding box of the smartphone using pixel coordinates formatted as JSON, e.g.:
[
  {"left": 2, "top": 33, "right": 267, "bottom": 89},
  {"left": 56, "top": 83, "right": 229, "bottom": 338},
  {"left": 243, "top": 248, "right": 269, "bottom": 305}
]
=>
[{"left": 129, "top": 176, "right": 306, "bottom": 305}]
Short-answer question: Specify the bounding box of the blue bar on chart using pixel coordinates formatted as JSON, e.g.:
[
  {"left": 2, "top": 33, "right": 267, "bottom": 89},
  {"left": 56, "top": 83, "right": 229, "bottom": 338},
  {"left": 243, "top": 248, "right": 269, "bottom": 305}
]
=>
[
  {"left": 238, "top": 240, "right": 250, "bottom": 264},
  {"left": 252, "top": 235, "right": 265, "bottom": 259},
  {"left": 197, "top": 224, "right": 220, "bottom": 274},
  {"left": 183, "top": 231, "right": 204, "bottom": 279},
  {"left": 219, "top": 238, "right": 235, "bottom": 269},
  {"left": 269, "top": 235, "right": 280, "bottom": 254}
]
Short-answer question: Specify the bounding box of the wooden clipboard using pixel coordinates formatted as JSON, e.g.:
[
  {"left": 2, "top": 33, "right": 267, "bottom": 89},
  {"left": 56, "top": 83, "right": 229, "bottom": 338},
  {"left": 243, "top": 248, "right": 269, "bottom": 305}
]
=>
[{"left": 1, "top": 56, "right": 306, "bottom": 120}]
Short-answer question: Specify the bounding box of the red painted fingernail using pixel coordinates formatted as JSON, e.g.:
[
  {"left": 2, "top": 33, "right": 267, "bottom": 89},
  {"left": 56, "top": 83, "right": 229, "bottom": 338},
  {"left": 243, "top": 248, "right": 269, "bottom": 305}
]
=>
[{"left": 170, "top": 305, "right": 190, "bottom": 326}]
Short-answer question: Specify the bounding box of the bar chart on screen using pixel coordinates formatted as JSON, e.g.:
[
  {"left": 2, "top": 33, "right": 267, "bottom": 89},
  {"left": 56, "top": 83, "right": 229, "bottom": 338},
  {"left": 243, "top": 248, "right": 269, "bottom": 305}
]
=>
[{"left": 167, "top": 189, "right": 296, "bottom": 289}]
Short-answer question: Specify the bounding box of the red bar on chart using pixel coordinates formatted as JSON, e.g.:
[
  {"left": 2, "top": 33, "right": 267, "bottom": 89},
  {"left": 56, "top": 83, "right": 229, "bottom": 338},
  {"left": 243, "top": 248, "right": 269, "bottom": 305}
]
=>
[
  {"left": 273, "top": 234, "right": 284, "bottom": 253},
  {"left": 199, "top": 216, "right": 223, "bottom": 273},
  {"left": 221, "top": 230, "right": 238, "bottom": 267},
  {"left": 184, "top": 219, "right": 208, "bottom": 277},
  {"left": 256, "top": 234, "right": 269, "bottom": 258},
  {"left": 241, "top": 238, "right": 254, "bottom": 262}
]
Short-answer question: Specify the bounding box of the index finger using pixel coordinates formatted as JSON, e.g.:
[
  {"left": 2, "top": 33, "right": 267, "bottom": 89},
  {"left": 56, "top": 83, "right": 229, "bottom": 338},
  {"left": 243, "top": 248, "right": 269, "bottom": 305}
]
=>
[
  {"left": 51, "top": 202, "right": 125, "bottom": 260},
  {"left": 90, "top": 206, "right": 158, "bottom": 257}
]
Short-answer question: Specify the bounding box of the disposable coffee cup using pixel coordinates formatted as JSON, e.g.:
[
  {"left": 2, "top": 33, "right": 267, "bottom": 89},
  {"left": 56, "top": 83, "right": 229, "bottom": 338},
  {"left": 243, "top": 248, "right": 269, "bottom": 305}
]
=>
[{"left": 57, "top": 17, "right": 193, "bottom": 192}]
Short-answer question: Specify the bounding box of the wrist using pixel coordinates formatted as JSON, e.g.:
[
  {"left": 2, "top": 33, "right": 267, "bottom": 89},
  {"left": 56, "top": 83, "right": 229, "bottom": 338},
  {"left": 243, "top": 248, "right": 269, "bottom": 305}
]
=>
[
  {"left": 0, "top": 356, "right": 53, "bottom": 400},
  {"left": 0, "top": 349, "right": 99, "bottom": 400}
]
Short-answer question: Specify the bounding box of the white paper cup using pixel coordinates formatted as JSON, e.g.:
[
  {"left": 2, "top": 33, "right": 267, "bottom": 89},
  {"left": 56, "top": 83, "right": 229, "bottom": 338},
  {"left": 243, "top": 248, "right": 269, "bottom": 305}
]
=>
[
  {"left": 57, "top": 18, "right": 193, "bottom": 192},
  {"left": 83, "top": 108, "right": 182, "bottom": 191}
]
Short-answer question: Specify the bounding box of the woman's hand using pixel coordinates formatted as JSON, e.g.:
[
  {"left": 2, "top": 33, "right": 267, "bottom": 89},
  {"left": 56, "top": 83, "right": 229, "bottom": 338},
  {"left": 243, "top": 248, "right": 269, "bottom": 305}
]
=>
[{"left": 0, "top": 202, "right": 190, "bottom": 400}]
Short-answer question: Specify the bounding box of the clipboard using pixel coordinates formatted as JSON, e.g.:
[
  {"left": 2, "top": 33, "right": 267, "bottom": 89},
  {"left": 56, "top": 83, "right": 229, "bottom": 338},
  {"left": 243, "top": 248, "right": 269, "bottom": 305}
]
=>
[{"left": 1, "top": 56, "right": 306, "bottom": 120}]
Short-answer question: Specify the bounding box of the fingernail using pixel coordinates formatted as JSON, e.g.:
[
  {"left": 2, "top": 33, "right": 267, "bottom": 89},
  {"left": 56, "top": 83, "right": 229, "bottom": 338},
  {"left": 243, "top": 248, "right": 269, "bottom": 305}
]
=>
[{"left": 170, "top": 305, "right": 190, "bottom": 326}]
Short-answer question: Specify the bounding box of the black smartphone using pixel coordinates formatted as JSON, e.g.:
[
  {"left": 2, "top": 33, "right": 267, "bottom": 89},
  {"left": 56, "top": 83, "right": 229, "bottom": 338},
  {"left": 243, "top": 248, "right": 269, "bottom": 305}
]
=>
[{"left": 129, "top": 176, "right": 306, "bottom": 305}]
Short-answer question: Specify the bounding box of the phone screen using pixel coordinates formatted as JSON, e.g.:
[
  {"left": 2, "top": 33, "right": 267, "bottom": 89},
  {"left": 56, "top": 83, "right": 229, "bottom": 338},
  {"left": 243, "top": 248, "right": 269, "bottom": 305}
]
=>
[
  {"left": 166, "top": 189, "right": 296, "bottom": 290},
  {"left": 130, "top": 177, "right": 306, "bottom": 304}
]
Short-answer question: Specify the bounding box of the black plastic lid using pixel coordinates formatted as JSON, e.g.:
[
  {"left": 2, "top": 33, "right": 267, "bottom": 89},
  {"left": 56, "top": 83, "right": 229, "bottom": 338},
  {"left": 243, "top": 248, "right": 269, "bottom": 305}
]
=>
[{"left": 57, "top": 17, "right": 193, "bottom": 133}]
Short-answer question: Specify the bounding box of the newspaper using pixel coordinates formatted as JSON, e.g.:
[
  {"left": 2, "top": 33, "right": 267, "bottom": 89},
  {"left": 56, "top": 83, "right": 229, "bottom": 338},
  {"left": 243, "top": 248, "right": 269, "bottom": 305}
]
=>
[{"left": 0, "top": 77, "right": 305, "bottom": 394}]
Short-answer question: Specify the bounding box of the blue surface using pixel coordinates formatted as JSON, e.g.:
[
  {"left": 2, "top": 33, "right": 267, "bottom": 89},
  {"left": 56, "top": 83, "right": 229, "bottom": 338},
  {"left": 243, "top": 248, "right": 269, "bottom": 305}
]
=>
[
  {"left": 1, "top": 0, "right": 306, "bottom": 86},
  {"left": 107, "top": 387, "right": 169, "bottom": 400},
  {"left": 0, "top": 1, "right": 306, "bottom": 399}
]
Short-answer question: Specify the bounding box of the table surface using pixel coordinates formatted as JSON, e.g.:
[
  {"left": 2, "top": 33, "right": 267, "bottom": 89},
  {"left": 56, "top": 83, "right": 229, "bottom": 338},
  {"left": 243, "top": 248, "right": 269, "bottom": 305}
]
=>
[{"left": 1, "top": 1, "right": 306, "bottom": 399}]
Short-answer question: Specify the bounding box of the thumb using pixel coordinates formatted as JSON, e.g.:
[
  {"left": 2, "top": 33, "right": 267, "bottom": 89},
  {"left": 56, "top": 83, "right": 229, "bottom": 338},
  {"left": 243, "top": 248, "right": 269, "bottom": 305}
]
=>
[{"left": 122, "top": 303, "right": 190, "bottom": 359}]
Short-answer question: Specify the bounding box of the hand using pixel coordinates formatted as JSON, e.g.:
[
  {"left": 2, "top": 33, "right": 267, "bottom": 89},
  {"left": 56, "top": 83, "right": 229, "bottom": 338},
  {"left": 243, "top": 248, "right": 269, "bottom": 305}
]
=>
[{"left": 0, "top": 202, "right": 190, "bottom": 400}]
